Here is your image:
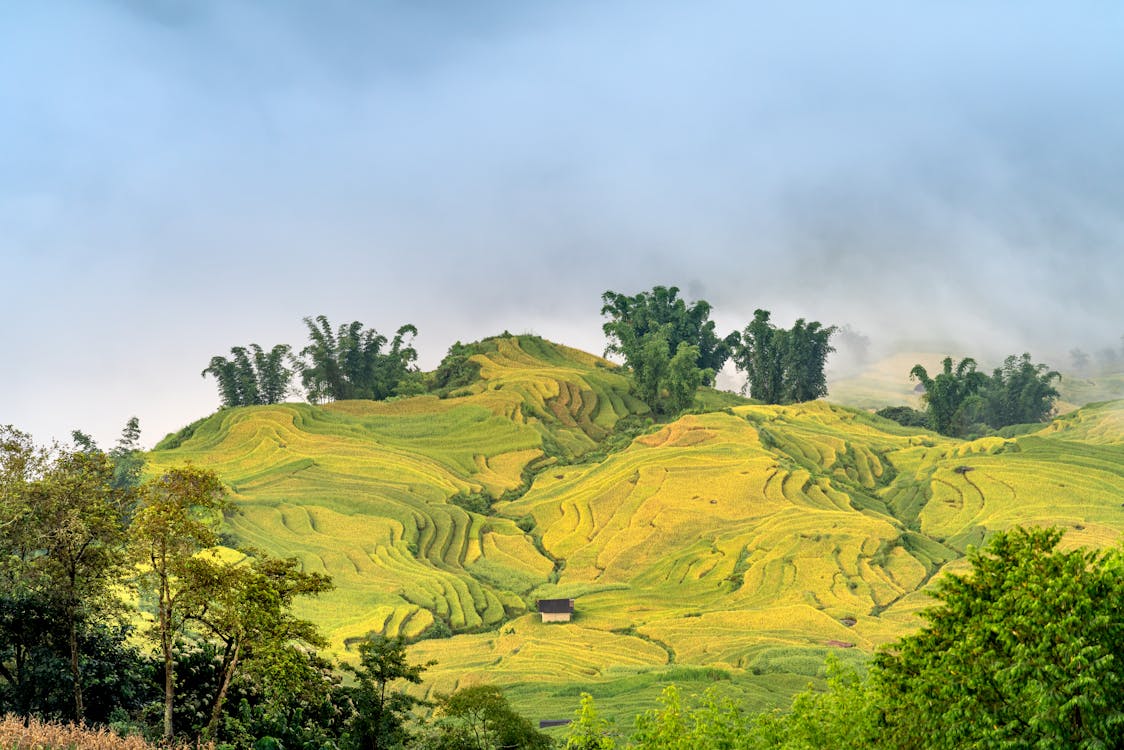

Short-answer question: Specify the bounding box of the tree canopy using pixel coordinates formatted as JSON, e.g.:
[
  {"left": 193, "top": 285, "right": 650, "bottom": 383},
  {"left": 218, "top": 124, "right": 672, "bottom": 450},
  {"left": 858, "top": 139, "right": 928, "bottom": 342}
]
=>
[
  {"left": 298, "top": 316, "right": 419, "bottom": 403},
  {"left": 874, "top": 527, "right": 1124, "bottom": 748},
  {"left": 911, "top": 353, "right": 1060, "bottom": 436},
  {"left": 203, "top": 344, "right": 294, "bottom": 407},
  {"left": 342, "top": 635, "right": 432, "bottom": 750},
  {"left": 601, "top": 286, "right": 737, "bottom": 416},
  {"left": 982, "top": 353, "right": 1061, "bottom": 428},
  {"left": 910, "top": 356, "right": 988, "bottom": 436},
  {"left": 731, "top": 309, "right": 837, "bottom": 404}
]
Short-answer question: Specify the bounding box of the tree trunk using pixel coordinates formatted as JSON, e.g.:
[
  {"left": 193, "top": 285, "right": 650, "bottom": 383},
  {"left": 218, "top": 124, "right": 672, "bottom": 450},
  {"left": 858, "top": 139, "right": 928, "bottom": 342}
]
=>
[
  {"left": 204, "top": 639, "right": 241, "bottom": 740},
  {"left": 68, "top": 608, "right": 85, "bottom": 723},
  {"left": 160, "top": 575, "right": 174, "bottom": 744}
]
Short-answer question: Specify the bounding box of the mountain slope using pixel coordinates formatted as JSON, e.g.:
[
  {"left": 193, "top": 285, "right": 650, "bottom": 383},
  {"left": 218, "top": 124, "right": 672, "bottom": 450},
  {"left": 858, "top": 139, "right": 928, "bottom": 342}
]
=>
[
  {"left": 149, "top": 336, "right": 647, "bottom": 647},
  {"left": 150, "top": 337, "right": 1124, "bottom": 720}
]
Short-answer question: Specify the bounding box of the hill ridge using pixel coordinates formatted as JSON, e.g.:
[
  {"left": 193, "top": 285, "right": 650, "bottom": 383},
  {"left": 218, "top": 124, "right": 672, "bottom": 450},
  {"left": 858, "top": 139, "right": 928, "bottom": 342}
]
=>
[{"left": 149, "top": 334, "right": 1124, "bottom": 720}]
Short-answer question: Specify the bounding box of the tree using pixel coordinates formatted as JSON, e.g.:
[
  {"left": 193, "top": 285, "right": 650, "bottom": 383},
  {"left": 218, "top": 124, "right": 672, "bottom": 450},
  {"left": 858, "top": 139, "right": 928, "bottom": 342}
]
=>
[
  {"left": 187, "top": 552, "right": 333, "bottom": 740},
  {"left": 0, "top": 428, "right": 146, "bottom": 724},
  {"left": 735, "top": 310, "right": 785, "bottom": 404},
  {"left": 431, "top": 341, "right": 484, "bottom": 392},
  {"left": 909, "top": 356, "right": 989, "bottom": 436},
  {"left": 342, "top": 635, "right": 432, "bottom": 750},
  {"left": 203, "top": 344, "right": 294, "bottom": 408},
  {"left": 28, "top": 449, "right": 129, "bottom": 722},
  {"left": 426, "top": 684, "right": 551, "bottom": 750},
  {"left": 601, "top": 286, "right": 735, "bottom": 384},
  {"left": 71, "top": 417, "right": 144, "bottom": 491},
  {"left": 109, "top": 417, "right": 145, "bottom": 491},
  {"left": 781, "top": 318, "right": 837, "bottom": 403},
  {"left": 981, "top": 353, "right": 1060, "bottom": 428},
  {"left": 875, "top": 405, "right": 930, "bottom": 428},
  {"left": 1069, "top": 347, "right": 1090, "bottom": 374},
  {"left": 732, "top": 310, "right": 837, "bottom": 404},
  {"left": 874, "top": 527, "right": 1124, "bottom": 748},
  {"left": 601, "top": 286, "right": 735, "bottom": 415},
  {"left": 130, "top": 466, "right": 227, "bottom": 743},
  {"left": 564, "top": 693, "right": 616, "bottom": 750},
  {"left": 298, "top": 316, "right": 419, "bottom": 403}
]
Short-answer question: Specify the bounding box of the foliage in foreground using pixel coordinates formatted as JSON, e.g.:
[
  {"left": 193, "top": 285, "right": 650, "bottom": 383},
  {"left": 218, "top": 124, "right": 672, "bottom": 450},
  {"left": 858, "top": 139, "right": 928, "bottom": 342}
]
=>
[{"left": 567, "top": 527, "right": 1124, "bottom": 749}]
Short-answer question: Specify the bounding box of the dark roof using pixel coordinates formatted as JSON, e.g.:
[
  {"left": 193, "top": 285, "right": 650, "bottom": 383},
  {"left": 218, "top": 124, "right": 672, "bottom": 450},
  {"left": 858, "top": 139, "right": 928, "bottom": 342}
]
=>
[
  {"left": 539, "top": 719, "right": 573, "bottom": 728},
  {"left": 536, "top": 598, "right": 575, "bottom": 614}
]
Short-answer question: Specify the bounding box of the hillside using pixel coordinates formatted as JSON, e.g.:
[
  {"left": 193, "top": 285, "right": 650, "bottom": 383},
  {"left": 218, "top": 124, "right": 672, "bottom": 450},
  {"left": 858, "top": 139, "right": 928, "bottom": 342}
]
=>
[{"left": 150, "top": 336, "right": 1124, "bottom": 721}]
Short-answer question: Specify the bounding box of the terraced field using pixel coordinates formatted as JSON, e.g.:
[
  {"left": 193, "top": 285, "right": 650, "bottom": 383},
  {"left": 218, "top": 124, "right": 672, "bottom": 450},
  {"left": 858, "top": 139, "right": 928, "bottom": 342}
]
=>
[
  {"left": 149, "top": 337, "right": 647, "bottom": 648},
  {"left": 150, "top": 337, "right": 1124, "bottom": 723}
]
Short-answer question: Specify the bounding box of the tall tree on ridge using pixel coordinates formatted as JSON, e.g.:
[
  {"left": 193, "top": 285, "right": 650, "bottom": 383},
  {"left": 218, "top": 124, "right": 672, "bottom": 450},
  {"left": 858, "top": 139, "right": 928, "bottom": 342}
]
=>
[
  {"left": 732, "top": 310, "right": 836, "bottom": 404},
  {"left": 982, "top": 353, "right": 1061, "bottom": 428},
  {"left": 203, "top": 344, "right": 294, "bottom": 408},
  {"left": 910, "top": 356, "right": 989, "bottom": 436},
  {"left": 601, "top": 286, "right": 735, "bottom": 383},
  {"left": 298, "top": 316, "right": 418, "bottom": 403},
  {"left": 601, "top": 286, "right": 737, "bottom": 415}
]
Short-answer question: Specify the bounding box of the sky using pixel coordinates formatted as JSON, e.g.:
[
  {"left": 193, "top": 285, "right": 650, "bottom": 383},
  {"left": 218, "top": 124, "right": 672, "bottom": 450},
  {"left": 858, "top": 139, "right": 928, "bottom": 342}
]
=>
[{"left": 3, "top": 1, "right": 1123, "bottom": 448}]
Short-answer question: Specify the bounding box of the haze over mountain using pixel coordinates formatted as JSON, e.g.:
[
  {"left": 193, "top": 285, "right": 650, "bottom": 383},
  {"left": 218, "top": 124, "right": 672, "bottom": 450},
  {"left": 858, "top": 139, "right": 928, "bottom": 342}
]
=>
[{"left": 3, "top": 1, "right": 1123, "bottom": 447}]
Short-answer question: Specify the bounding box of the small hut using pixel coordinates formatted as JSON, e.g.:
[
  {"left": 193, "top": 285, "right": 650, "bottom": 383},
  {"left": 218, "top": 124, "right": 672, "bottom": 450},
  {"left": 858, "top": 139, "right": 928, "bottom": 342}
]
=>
[{"left": 537, "top": 598, "right": 575, "bottom": 623}]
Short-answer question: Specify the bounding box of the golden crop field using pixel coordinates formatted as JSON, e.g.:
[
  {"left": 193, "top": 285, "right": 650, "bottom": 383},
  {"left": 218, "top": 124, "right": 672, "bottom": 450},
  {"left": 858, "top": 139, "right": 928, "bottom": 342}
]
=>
[{"left": 149, "top": 336, "right": 1124, "bottom": 723}]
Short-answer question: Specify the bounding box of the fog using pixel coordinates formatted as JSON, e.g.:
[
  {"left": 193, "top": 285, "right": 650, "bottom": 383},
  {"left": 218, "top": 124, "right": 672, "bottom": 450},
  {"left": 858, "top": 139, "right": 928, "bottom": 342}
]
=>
[{"left": 3, "top": 1, "right": 1122, "bottom": 446}]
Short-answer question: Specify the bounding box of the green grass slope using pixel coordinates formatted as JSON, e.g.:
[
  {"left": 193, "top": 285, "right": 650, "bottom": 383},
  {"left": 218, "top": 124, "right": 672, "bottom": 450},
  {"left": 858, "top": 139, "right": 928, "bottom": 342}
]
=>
[{"left": 150, "top": 337, "right": 1124, "bottom": 724}]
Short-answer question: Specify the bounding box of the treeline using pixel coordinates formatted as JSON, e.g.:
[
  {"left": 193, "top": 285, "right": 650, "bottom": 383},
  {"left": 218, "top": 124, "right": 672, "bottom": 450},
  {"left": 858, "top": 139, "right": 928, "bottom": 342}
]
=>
[
  {"left": 561, "top": 527, "right": 1124, "bottom": 749},
  {"left": 202, "top": 316, "right": 422, "bottom": 407},
  {"left": 204, "top": 288, "right": 840, "bottom": 420},
  {"left": 878, "top": 353, "right": 1061, "bottom": 437},
  {"left": 601, "top": 286, "right": 836, "bottom": 416},
  {"left": 0, "top": 424, "right": 548, "bottom": 750}
]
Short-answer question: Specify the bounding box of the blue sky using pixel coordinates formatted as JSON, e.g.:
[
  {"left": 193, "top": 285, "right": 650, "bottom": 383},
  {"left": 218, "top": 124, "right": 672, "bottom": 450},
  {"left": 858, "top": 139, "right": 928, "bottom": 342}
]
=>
[{"left": 3, "top": 1, "right": 1123, "bottom": 447}]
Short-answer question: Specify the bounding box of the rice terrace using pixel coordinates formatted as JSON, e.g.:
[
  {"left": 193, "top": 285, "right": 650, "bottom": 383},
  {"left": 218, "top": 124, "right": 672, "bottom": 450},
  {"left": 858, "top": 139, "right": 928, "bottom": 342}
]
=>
[
  {"left": 7, "top": 4, "right": 1124, "bottom": 746},
  {"left": 4, "top": 287, "right": 1124, "bottom": 748},
  {"left": 151, "top": 333, "right": 1124, "bottom": 721}
]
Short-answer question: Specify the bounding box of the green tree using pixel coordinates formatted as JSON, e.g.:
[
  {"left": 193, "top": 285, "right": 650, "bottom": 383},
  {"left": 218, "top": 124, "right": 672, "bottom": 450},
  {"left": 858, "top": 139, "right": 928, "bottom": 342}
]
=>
[
  {"left": 631, "top": 685, "right": 690, "bottom": 750},
  {"left": 601, "top": 286, "right": 735, "bottom": 383},
  {"left": 601, "top": 286, "right": 733, "bottom": 415},
  {"left": 981, "top": 353, "right": 1060, "bottom": 428},
  {"left": 28, "top": 449, "right": 129, "bottom": 722},
  {"left": 130, "top": 466, "right": 227, "bottom": 743},
  {"left": 909, "top": 356, "right": 989, "bottom": 436},
  {"left": 342, "top": 635, "right": 432, "bottom": 750},
  {"left": 564, "top": 693, "right": 616, "bottom": 750},
  {"left": 0, "top": 427, "right": 51, "bottom": 715},
  {"left": 732, "top": 310, "right": 836, "bottom": 404},
  {"left": 0, "top": 428, "right": 149, "bottom": 724},
  {"left": 426, "top": 684, "right": 551, "bottom": 750},
  {"left": 748, "top": 658, "right": 879, "bottom": 749},
  {"left": 431, "top": 341, "right": 485, "bottom": 393},
  {"left": 874, "top": 405, "right": 930, "bottom": 428},
  {"left": 108, "top": 416, "right": 145, "bottom": 491},
  {"left": 299, "top": 316, "right": 419, "bottom": 403},
  {"left": 187, "top": 552, "right": 333, "bottom": 740},
  {"left": 733, "top": 309, "right": 784, "bottom": 403},
  {"left": 781, "top": 319, "right": 837, "bottom": 403},
  {"left": 203, "top": 344, "right": 294, "bottom": 408},
  {"left": 874, "top": 527, "right": 1124, "bottom": 748}
]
